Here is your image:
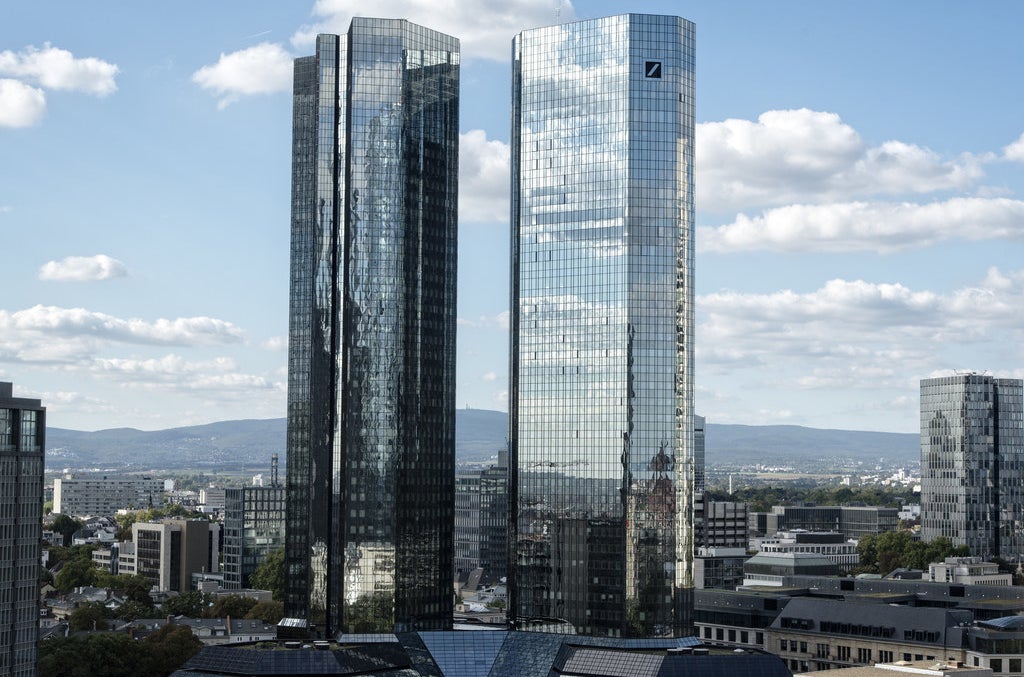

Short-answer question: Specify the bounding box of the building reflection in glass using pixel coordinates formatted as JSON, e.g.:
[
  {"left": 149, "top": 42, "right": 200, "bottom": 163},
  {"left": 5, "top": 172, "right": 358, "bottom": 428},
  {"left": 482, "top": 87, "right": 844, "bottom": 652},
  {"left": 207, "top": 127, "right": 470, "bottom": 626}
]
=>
[
  {"left": 510, "top": 14, "right": 696, "bottom": 637},
  {"left": 285, "top": 19, "right": 459, "bottom": 636}
]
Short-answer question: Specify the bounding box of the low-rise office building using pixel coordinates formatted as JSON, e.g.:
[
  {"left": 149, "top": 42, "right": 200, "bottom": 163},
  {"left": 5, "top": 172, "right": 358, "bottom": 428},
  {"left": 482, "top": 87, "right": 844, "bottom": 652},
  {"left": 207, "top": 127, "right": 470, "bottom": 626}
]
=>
[
  {"left": 53, "top": 474, "right": 164, "bottom": 517},
  {"left": 929, "top": 558, "right": 1011, "bottom": 587}
]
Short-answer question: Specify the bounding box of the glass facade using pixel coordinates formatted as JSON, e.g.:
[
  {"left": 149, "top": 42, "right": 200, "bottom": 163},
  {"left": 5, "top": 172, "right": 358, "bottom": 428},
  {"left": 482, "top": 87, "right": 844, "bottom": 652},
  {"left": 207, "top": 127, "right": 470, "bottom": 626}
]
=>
[
  {"left": 285, "top": 19, "right": 459, "bottom": 636},
  {"left": 0, "top": 382, "right": 44, "bottom": 677},
  {"left": 920, "top": 374, "right": 1024, "bottom": 559},
  {"left": 509, "top": 14, "right": 695, "bottom": 637},
  {"left": 223, "top": 485, "right": 285, "bottom": 590}
]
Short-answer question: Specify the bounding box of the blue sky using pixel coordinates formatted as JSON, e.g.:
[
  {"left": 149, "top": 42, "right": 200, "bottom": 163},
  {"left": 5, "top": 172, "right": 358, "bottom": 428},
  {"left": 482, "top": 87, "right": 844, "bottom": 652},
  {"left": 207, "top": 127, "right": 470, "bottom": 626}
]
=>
[{"left": 2, "top": 1, "right": 1022, "bottom": 433}]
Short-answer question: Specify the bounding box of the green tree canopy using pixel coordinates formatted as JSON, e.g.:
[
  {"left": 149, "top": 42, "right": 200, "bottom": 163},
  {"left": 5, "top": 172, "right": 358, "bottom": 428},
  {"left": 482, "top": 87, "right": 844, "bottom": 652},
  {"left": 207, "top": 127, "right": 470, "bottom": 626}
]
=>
[
  {"left": 161, "top": 590, "right": 208, "bottom": 618},
  {"left": 245, "top": 600, "right": 285, "bottom": 625},
  {"left": 54, "top": 557, "right": 98, "bottom": 592},
  {"left": 249, "top": 547, "right": 285, "bottom": 601},
  {"left": 69, "top": 602, "right": 111, "bottom": 632},
  {"left": 50, "top": 514, "right": 84, "bottom": 547},
  {"left": 206, "top": 594, "right": 257, "bottom": 619},
  {"left": 39, "top": 622, "right": 202, "bottom": 677}
]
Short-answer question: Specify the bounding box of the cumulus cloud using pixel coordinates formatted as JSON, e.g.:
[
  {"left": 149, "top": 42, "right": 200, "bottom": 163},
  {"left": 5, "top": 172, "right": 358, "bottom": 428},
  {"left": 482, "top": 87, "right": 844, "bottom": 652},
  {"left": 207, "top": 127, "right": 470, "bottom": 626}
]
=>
[
  {"left": 262, "top": 336, "right": 287, "bottom": 351},
  {"left": 698, "top": 268, "right": 1024, "bottom": 376},
  {"left": 482, "top": 371, "right": 498, "bottom": 382},
  {"left": 460, "top": 130, "right": 509, "bottom": 224},
  {"left": 699, "top": 197, "right": 1024, "bottom": 254},
  {"left": 93, "top": 354, "right": 271, "bottom": 387},
  {"left": 0, "top": 78, "right": 46, "bottom": 127},
  {"left": 0, "top": 44, "right": 118, "bottom": 95},
  {"left": 0, "top": 305, "right": 245, "bottom": 348},
  {"left": 458, "top": 311, "right": 509, "bottom": 330},
  {"left": 38, "top": 254, "right": 127, "bottom": 282},
  {"left": 192, "top": 42, "right": 293, "bottom": 108},
  {"left": 1005, "top": 132, "right": 1024, "bottom": 162},
  {"left": 697, "top": 109, "right": 983, "bottom": 212},
  {"left": 291, "top": 0, "right": 574, "bottom": 61}
]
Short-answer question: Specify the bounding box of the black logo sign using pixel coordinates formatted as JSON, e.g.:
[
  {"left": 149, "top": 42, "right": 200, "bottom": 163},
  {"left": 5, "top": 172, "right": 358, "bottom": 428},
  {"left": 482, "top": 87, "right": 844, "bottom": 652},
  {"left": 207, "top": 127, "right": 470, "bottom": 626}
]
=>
[{"left": 645, "top": 61, "right": 662, "bottom": 78}]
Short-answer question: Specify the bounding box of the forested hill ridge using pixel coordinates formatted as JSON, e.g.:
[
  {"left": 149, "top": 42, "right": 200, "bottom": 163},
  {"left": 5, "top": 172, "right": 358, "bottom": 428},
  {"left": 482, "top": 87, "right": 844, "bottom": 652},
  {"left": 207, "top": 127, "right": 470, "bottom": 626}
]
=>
[{"left": 45, "top": 410, "right": 917, "bottom": 471}]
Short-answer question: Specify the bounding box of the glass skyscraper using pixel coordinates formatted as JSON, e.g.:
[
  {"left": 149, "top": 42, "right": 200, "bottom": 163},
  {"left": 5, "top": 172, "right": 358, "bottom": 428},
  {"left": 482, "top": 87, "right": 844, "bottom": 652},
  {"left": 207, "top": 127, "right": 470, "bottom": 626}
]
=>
[
  {"left": 284, "top": 19, "right": 459, "bottom": 636},
  {"left": 920, "top": 374, "right": 1024, "bottom": 559},
  {"left": 0, "top": 382, "right": 44, "bottom": 676},
  {"left": 509, "top": 14, "right": 695, "bottom": 637}
]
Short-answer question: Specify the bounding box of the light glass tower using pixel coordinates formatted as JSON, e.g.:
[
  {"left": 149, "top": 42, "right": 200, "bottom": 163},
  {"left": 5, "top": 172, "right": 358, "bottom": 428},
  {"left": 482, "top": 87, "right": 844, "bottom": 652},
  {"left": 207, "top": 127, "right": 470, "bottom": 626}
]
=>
[
  {"left": 285, "top": 18, "right": 459, "bottom": 635},
  {"left": 510, "top": 13, "right": 695, "bottom": 637},
  {"left": 920, "top": 374, "right": 1024, "bottom": 559}
]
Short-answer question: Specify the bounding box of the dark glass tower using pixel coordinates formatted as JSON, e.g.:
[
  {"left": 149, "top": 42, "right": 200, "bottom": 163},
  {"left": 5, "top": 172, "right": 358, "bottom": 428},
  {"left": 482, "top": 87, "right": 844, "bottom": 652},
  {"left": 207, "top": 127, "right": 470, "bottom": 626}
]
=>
[
  {"left": 510, "top": 14, "right": 696, "bottom": 637},
  {"left": 920, "top": 374, "right": 1024, "bottom": 559},
  {"left": 285, "top": 19, "right": 459, "bottom": 636},
  {"left": 0, "top": 382, "right": 44, "bottom": 676}
]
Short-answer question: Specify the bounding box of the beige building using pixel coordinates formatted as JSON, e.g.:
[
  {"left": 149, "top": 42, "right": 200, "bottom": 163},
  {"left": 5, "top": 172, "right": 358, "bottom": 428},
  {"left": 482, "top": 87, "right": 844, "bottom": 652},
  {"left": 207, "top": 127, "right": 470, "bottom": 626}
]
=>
[
  {"left": 929, "top": 558, "right": 1011, "bottom": 586},
  {"left": 126, "top": 520, "right": 220, "bottom": 593}
]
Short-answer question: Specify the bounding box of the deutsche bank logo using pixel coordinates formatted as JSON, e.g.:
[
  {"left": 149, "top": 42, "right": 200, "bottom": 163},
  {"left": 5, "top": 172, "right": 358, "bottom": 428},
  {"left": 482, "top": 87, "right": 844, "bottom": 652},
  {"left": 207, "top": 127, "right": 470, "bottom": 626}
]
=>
[{"left": 644, "top": 61, "right": 662, "bottom": 78}]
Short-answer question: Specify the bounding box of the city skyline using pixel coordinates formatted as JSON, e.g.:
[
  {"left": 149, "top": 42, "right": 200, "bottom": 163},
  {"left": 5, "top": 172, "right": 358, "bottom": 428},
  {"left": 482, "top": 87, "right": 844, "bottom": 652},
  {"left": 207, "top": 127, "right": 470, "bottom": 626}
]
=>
[{"left": 2, "top": 1, "right": 1023, "bottom": 434}]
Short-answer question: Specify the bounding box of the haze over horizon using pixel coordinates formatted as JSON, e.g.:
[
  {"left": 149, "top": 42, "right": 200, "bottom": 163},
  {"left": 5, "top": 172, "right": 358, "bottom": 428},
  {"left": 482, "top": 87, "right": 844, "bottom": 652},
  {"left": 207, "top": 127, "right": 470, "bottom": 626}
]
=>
[{"left": 2, "top": 1, "right": 1022, "bottom": 434}]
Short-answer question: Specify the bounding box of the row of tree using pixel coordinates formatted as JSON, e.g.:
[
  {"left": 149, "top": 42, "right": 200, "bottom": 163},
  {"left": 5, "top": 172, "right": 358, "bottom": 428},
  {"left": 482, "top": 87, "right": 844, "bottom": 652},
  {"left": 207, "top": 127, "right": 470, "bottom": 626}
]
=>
[
  {"left": 39, "top": 624, "right": 202, "bottom": 677},
  {"left": 704, "top": 483, "right": 911, "bottom": 513},
  {"left": 856, "top": 531, "right": 971, "bottom": 575}
]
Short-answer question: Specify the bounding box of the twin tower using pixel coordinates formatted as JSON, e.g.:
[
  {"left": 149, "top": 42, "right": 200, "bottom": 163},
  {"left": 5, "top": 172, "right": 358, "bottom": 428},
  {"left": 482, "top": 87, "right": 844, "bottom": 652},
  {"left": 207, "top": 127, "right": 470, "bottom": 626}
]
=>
[{"left": 284, "top": 14, "right": 696, "bottom": 639}]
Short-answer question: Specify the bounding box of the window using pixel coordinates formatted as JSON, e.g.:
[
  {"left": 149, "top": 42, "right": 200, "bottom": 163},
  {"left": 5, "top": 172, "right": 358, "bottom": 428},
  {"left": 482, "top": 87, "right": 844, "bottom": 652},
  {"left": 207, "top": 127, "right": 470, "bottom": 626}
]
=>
[
  {"left": 857, "top": 648, "right": 873, "bottom": 663},
  {"left": 816, "top": 643, "right": 830, "bottom": 658},
  {"left": 800, "top": 642, "right": 807, "bottom": 653},
  {"left": 780, "top": 639, "right": 788, "bottom": 651},
  {"left": 879, "top": 650, "right": 893, "bottom": 663},
  {"left": 837, "top": 646, "right": 851, "bottom": 661},
  {"left": 990, "top": 659, "right": 1003, "bottom": 673}
]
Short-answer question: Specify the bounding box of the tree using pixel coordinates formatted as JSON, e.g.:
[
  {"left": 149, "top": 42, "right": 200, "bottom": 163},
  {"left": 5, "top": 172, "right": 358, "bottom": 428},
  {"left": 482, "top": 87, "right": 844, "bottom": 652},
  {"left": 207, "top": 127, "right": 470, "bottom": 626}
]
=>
[
  {"left": 206, "top": 594, "right": 257, "bottom": 619},
  {"left": 39, "top": 634, "right": 147, "bottom": 677},
  {"left": 245, "top": 600, "right": 285, "bottom": 625},
  {"left": 115, "top": 599, "right": 156, "bottom": 621},
  {"left": 161, "top": 590, "right": 208, "bottom": 618},
  {"left": 142, "top": 623, "right": 203, "bottom": 677},
  {"left": 54, "top": 557, "right": 97, "bottom": 592},
  {"left": 250, "top": 547, "right": 285, "bottom": 600},
  {"left": 69, "top": 602, "right": 111, "bottom": 632},
  {"left": 50, "top": 514, "right": 84, "bottom": 547}
]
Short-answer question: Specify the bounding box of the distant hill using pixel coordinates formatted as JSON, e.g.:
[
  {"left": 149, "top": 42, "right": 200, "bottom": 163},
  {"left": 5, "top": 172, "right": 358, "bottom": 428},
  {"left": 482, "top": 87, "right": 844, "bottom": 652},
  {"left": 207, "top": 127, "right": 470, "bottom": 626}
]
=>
[{"left": 45, "top": 410, "right": 917, "bottom": 471}]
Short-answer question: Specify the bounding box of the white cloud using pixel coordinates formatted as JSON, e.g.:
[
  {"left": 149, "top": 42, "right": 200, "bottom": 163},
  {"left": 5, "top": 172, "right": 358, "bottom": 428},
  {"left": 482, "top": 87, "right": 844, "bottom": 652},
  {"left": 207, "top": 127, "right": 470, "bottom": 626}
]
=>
[
  {"left": 482, "top": 371, "right": 498, "bottom": 382},
  {"left": 460, "top": 130, "right": 509, "bottom": 225},
  {"left": 0, "top": 44, "right": 118, "bottom": 96},
  {"left": 262, "top": 336, "right": 287, "bottom": 351},
  {"left": 457, "top": 311, "right": 509, "bottom": 330},
  {"left": 191, "top": 42, "right": 293, "bottom": 109},
  {"left": 698, "top": 268, "right": 1024, "bottom": 375},
  {"left": 38, "top": 254, "right": 127, "bottom": 281},
  {"left": 292, "top": 0, "right": 575, "bottom": 61},
  {"left": 0, "top": 305, "right": 245, "bottom": 349},
  {"left": 699, "top": 197, "right": 1024, "bottom": 254},
  {"left": 697, "top": 109, "right": 983, "bottom": 212},
  {"left": 1005, "top": 132, "right": 1024, "bottom": 162},
  {"left": 0, "top": 78, "right": 45, "bottom": 127}
]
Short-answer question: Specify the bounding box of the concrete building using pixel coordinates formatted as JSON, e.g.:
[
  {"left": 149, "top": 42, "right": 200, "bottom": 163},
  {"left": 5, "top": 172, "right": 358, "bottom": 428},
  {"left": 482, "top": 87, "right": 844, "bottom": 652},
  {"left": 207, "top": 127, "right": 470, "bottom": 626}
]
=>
[
  {"left": 749, "top": 505, "right": 899, "bottom": 541},
  {"left": 53, "top": 473, "right": 164, "bottom": 517},
  {"left": 0, "top": 382, "right": 45, "bottom": 677},
  {"left": 695, "top": 493, "right": 748, "bottom": 549},
  {"left": 928, "top": 557, "right": 1011, "bottom": 586},
  {"left": 755, "top": 531, "right": 860, "bottom": 574},
  {"left": 129, "top": 520, "right": 220, "bottom": 593},
  {"left": 510, "top": 12, "right": 696, "bottom": 638},
  {"left": 920, "top": 374, "right": 1024, "bottom": 559},
  {"left": 284, "top": 18, "right": 459, "bottom": 635}
]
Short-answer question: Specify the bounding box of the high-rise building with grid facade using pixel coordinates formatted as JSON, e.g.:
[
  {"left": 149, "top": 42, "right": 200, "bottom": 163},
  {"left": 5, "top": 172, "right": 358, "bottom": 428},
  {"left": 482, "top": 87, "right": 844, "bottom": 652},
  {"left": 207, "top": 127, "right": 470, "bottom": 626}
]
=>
[
  {"left": 0, "top": 382, "right": 44, "bottom": 676},
  {"left": 509, "top": 14, "right": 696, "bottom": 637},
  {"left": 920, "top": 374, "right": 1024, "bottom": 559},
  {"left": 285, "top": 19, "right": 459, "bottom": 636}
]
